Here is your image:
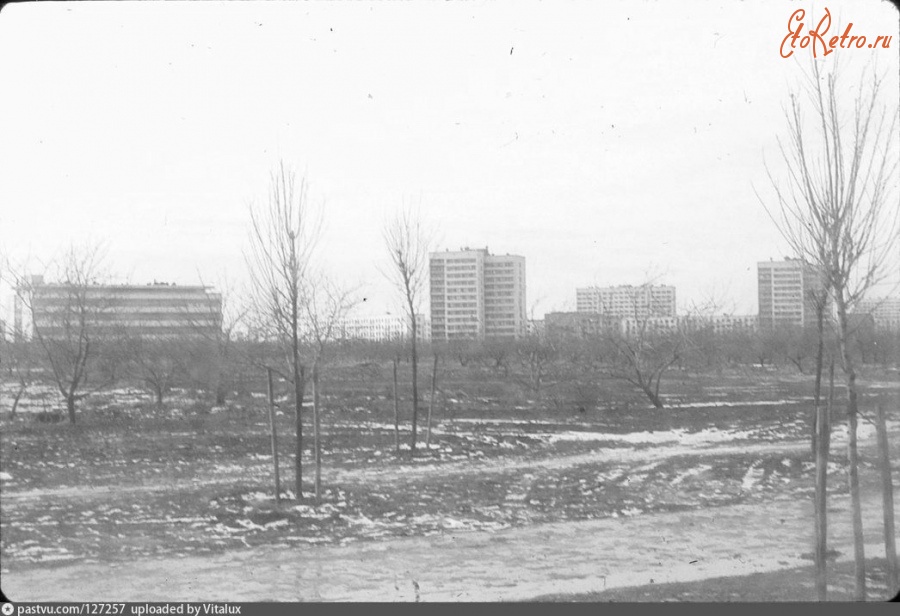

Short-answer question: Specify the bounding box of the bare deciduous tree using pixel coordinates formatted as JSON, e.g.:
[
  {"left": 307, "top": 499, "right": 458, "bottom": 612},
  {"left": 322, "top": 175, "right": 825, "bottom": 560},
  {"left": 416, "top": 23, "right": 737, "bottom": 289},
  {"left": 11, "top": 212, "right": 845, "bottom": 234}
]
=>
[
  {"left": 382, "top": 207, "right": 432, "bottom": 455},
  {"left": 761, "top": 59, "right": 899, "bottom": 601},
  {"left": 246, "top": 163, "right": 321, "bottom": 500},
  {"left": 302, "top": 274, "right": 356, "bottom": 502},
  {"left": 599, "top": 284, "right": 682, "bottom": 410},
  {"left": 124, "top": 335, "right": 188, "bottom": 407},
  {"left": 0, "top": 253, "right": 34, "bottom": 415},
  {"left": 512, "top": 333, "right": 557, "bottom": 400},
  {"left": 13, "top": 245, "right": 120, "bottom": 424}
]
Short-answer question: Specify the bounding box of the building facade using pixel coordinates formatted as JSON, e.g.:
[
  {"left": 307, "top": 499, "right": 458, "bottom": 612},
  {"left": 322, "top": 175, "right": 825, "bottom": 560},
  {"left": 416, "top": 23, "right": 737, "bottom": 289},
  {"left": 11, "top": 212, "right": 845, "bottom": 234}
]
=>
[
  {"left": 856, "top": 297, "right": 900, "bottom": 331},
  {"left": 15, "top": 279, "right": 222, "bottom": 339},
  {"left": 545, "top": 311, "right": 620, "bottom": 339},
  {"left": 575, "top": 284, "right": 676, "bottom": 319},
  {"left": 429, "top": 248, "right": 526, "bottom": 341},
  {"left": 757, "top": 258, "right": 827, "bottom": 329},
  {"left": 679, "top": 314, "right": 759, "bottom": 334},
  {"left": 337, "top": 313, "right": 430, "bottom": 342},
  {"left": 546, "top": 311, "right": 758, "bottom": 340}
]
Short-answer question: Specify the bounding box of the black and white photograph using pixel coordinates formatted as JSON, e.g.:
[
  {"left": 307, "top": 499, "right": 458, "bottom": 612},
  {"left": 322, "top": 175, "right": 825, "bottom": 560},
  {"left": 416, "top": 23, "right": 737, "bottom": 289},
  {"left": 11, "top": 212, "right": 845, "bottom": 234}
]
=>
[{"left": 1, "top": 0, "right": 899, "bottom": 603}]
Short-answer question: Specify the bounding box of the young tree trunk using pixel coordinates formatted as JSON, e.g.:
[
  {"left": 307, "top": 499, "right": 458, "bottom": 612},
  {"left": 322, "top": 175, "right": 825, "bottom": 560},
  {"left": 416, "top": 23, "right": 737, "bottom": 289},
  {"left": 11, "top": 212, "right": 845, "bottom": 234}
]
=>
[
  {"left": 392, "top": 357, "right": 401, "bottom": 454},
  {"left": 312, "top": 363, "right": 322, "bottom": 503},
  {"left": 215, "top": 379, "right": 227, "bottom": 406},
  {"left": 293, "top": 364, "right": 305, "bottom": 501},
  {"left": 66, "top": 392, "right": 77, "bottom": 424},
  {"left": 266, "top": 367, "right": 281, "bottom": 505},
  {"left": 266, "top": 368, "right": 282, "bottom": 503},
  {"left": 10, "top": 383, "right": 25, "bottom": 415},
  {"left": 812, "top": 310, "right": 825, "bottom": 457},
  {"left": 875, "top": 401, "right": 899, "bottom": 592},
  {"left": 426, "top": 353, "right": 438, "bottom": 448},
  {"left": 847, "top": 408, "right": 866, "bottom": 600},
  {"left": 410, "top": 320, "right": 419, "bottom": 456},
  {"left": 641, "top": 385, "right": 664, "bottom": 409},
  {"left": 836, "top": 297, "right": 866, "bottom": 601},
  {"left": 813, "top": 357, "right": 834, "bottom": 601}
]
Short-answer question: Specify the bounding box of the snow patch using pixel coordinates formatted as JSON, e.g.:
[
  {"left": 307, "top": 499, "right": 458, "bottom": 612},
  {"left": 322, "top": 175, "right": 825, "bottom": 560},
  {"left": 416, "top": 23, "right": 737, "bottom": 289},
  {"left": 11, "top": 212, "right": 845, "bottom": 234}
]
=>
[
  {"left": 670, "top": 465, "right": 712, "bottom": 486},
  {"left": 741, "top": 462, "right": 765, "bottom": 491},
  {"left": 546, "top": 427, "right": 757, "bottom": 446}
]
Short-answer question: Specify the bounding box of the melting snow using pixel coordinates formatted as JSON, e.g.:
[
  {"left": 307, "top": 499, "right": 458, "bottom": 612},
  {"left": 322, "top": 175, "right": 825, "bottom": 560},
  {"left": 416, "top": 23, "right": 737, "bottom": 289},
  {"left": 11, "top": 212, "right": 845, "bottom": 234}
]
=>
[
  {"left": 670, "top": 465, "right": 712, "bottom": 486},
  {"left": 546, "top": 427, "right": 757, "bottom": 446},
  {"left": 668, "top": 399, "right": 808, "bottom": 409},
  {"left": 741, "top": 462, "right": 765, "bottom": 491}
]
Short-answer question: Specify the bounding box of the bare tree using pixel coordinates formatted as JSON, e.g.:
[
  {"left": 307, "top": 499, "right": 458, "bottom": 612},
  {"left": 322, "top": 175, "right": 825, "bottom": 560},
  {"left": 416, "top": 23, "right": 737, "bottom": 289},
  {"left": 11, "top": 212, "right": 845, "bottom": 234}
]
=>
[
  {"left": 424, "top": 350, "right": 439, "bottom": 448},
  {"left": 0, "top": 271, "right": 39, "bottom": 413},
  {"left": 12, "top": 245, "right": 121, "bottom": 424},
  {"left": 382, "top": 207, "right": 432, "bottom": 455},
  {"left": 2, "top": 338, "right": 37, "bottom": 415},
  {"left": 480, "top": 337, "right": 512, "bottom": 377},
  {"left": 598, "top": 285, "right": 682, "bottom": 409},
  {"left": 124, "top": 335, "right": 188, "bottom": 407},
  {"left": 680, "top": 291, "right": 736, "bottom": 373},
  {"left": 302, "top": 273, "right": 356, "bottom": 502},
  {"left": 604, "top": 321, "right": 681, "bottom": 410},
  {"left": 246, "top": 162, "right": 321, "bottom": 500},
  {"left": 512, "top": 333, "right": 558, "bottom": 400},
  {"left": 761, "top": 59, "right": 899, "bottom": 601}
]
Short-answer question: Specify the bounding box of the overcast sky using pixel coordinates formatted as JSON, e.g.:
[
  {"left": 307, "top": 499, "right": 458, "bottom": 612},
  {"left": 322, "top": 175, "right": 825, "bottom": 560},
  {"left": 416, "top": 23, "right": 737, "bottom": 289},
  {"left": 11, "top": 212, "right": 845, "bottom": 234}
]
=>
[{"left": 1, "top": 1, "right": 898, "bottom": 322}]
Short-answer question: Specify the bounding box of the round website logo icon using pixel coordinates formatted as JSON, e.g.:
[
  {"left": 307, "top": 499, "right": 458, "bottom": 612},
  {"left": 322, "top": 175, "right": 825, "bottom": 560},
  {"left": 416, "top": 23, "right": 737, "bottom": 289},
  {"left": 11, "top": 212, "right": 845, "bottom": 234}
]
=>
[{"left": 1, "top": 602, "right": 14, "bottom": 615}]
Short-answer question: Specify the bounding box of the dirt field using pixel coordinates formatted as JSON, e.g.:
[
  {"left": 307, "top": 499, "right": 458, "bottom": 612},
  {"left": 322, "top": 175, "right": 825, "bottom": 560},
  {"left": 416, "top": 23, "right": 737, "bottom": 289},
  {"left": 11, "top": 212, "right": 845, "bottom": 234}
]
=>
[{"left": 1, "top": 366, "right": 899, "bottom": 601}]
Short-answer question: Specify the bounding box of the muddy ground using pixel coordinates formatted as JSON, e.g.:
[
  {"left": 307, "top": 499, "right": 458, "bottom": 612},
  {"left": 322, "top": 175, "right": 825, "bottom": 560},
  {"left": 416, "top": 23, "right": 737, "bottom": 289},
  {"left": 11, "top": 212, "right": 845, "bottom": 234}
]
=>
[{"left": 1, "top": 366, "right": 899, "bottom": 601}]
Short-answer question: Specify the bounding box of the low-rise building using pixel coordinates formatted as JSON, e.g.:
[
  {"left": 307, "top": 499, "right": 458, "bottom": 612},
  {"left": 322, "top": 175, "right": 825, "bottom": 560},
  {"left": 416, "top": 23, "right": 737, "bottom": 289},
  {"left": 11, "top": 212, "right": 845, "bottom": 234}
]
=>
[
  {"left": 679, "top": 314, "right": 759, "bottom": 334},
  {"left": 338, "top": 313, "right": 430, "bottom": 342},
  {"left": 15, "top": 278, "right": 222, "bottom": 339},
  {"left": 545, "top": 311, "right": 619, "bottom": 339},
  {"left": 546, "top": 311, "right": 759, "bottom": 339}
]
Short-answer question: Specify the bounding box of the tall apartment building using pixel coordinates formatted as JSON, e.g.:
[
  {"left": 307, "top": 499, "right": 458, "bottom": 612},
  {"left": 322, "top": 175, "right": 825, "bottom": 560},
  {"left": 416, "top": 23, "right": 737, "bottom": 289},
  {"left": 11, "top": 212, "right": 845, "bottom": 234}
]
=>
[
  {"left": 14, "top": 278, "right": 222, "bottom": 339},
  {"left": 757, "top": 258, "right": 827, "bottom": 329},
  {"left": 337, "top": 313, "right": 430, "bottom": 342},
  {"left": 429, "top": 248, "right": 526, "bottom": 341},
  {"left": 575, "top": 284, "right": 676, "bottom": 318},
  {"left": 856, "top": 297, "right": 900, "bottom": 331}
]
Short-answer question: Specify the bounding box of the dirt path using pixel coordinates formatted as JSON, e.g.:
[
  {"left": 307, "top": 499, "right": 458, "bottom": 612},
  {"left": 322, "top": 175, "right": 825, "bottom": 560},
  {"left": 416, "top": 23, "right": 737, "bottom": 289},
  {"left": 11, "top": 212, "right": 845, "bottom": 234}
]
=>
[
  {"left": 1, "top": 438, "right": 813, "bottom": 502},
  {"left": 3, "top": 490, "right": 895, "bottom": 602}
]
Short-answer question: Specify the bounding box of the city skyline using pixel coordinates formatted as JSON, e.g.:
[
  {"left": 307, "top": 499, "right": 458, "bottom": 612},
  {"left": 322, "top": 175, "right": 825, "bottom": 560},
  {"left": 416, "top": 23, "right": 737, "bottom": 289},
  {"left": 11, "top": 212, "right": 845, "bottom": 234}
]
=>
[{"left": 1, "top": 2, "right": 898, "bottom": 323}]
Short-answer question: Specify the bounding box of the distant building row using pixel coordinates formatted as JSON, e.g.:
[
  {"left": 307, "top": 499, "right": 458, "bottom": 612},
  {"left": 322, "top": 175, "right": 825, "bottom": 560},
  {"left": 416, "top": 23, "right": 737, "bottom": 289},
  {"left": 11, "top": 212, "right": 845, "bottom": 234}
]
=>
[
  {"left": 12, "top": 251, "right": 897, "bottom": 346},
  {"left": 545, "top": 311, "right": 759, "bottom": 339}
]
